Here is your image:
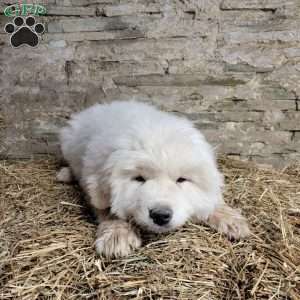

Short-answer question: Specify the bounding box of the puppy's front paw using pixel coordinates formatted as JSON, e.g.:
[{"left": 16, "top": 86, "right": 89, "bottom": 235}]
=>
[
  {"left": 208, "top": 205, "right": 250, "bottom": 239},
  {"left": 95, "top": 220, "right": 141, "bottom": 257},
  {"left": 56, "top": 167, "right": 73, "bottom": 183}
]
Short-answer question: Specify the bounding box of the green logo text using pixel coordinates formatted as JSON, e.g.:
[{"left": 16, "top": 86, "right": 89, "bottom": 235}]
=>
[{"left": 4, "top": 4, "right": 47, "bottom": 17}]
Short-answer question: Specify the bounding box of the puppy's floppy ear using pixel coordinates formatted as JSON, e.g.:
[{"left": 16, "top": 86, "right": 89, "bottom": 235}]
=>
[
  {"left": 84, "top": 175, "right": 110, "bottom": 210},
  {"left": 207, "top": 164, "right": 224, "bottom": 203},
  {"left": 194, "top": 160, "right": 224, "bottom": 193},
  {"left": 192, "top": 160, "right": 225, "bottom": 216}
]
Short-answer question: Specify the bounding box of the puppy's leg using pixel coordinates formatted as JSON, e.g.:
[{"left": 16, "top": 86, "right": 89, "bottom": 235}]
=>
[
  {"left": 95, "top": 209, "right": 142, "bottom": 258},
  {"left": 206, "top": 204, "right": 250, "bottom": 239},
  {"left": 84, "top": 176, "right": 141, "bottom": 257},
  {"left": 56, "top": 167, "right": 73, "bottom": 183}
]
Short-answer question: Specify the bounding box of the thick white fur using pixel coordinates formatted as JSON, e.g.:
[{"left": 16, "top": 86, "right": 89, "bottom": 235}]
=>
[{"left": 59, "top": 101, "right": 250, "bottom": 257}]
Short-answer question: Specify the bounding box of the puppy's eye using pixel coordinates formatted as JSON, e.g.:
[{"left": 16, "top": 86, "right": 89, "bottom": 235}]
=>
[
  {"left": 133, "top": 175, "right": 146, "bottom": 183},
  {"left": 177, "top": 177, "right": 187, "bottom": 183}
]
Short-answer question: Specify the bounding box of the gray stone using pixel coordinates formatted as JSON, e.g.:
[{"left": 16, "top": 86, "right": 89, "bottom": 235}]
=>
[
  {"left": 223, "top": 30, "right": 300, "bottom": 45},
  {"left": 220, "top": 46, "right": 287, "bottom": 72},
  {"left": 46, "top": 15, "right": 216, "bottom": 40},
  {"left": 45, "top": 30, "right": 144, "bottom": 42},
  {"left": 74, "top": 38, "right": 215, "bottom": 61},
  {"left": 113, "top": 74, "right": 251, "bottom": 87},
  {"left": 294, "top": 132, "right": 300, "bottom": 142},
  {"left": 1, "top": 0, "right": 300, "bottom": 166},
  {"left": 260, "top": 86, "right": 296, "bottom": 100},
  {"left": 213, "top": 99, "right": 296, "bottom": 112},
  {"left": 47, "top": 17, "right": 130, "bottom": 33},
  {"left": 47, "top": 6, "right": 95, "bottom": 16},
  {"left": 49, "top": 40, "right": 67, "bottom": 48},
  {"left": 279, "top": 112, "right": 300, "bottom": 130},
  {"left": 57, "top": 0, "right": 118, "bottom": 6},
  {"left": 220, "top": 0, "right": 295, "bottom": 10},
  {"left": 100, "top": 4, "right": 162, "bottom": 17}
]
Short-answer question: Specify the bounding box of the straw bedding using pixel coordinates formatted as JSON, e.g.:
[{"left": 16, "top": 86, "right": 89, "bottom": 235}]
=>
[{"left": 0, "top": 157, "right": 299, "bottom": 299}]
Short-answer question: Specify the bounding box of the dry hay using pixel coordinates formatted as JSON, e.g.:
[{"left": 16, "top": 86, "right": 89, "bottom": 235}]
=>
[{"left": 0, "top": 157, "right": 299, "bottom": 300}]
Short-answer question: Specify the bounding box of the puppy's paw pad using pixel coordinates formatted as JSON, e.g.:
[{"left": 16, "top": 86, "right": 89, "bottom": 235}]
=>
[
  {"left": 56, "top": 167, "right": 73, "bottom": 183},
  {"left": 95, "top": 220, "right": 141, "bottom": 257},
  {"left": 208, "top": 207, "right": 250, "bottom": 240},
  {"left": 217, "top": 216, "right": 250, "bottom": 239}
]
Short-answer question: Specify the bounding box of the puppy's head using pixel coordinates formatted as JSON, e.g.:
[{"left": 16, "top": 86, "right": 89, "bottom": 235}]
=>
[{"left": 106, "top": 136, "right": 223, "bottom": 233}]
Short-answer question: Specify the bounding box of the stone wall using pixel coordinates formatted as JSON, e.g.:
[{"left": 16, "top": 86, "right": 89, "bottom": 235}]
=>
[{"left": 1, "top": 0, "right": 300, "bottom": 167}]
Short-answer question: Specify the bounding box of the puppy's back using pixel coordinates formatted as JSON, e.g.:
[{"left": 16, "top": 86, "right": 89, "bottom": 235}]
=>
[{"left": 59, "top": 101, "right": 161, "bottom": 177}]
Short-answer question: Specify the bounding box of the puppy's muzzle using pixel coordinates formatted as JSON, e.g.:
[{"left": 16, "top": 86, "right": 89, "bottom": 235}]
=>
[{"left": 149, "top": 207, "right": 173, "bottom": 226}]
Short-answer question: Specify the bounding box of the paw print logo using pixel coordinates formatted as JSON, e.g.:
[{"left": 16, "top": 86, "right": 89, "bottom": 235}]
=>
[{"left": 4, "top": 16, "right": 45, "bottom": 48}]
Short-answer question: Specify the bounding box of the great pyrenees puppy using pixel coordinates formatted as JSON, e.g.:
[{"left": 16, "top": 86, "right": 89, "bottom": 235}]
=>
[{"left": 58, "top": 101, "right": 250, "bottom": 257}]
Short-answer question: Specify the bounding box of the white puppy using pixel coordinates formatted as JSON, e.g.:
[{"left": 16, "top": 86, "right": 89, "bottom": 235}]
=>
[{"left": 58, "top": 101, "right": 250, "bottom": 257}]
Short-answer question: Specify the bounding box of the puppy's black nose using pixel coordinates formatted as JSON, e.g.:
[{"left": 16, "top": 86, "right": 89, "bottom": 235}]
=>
[{"left": 149, "top": 207, "right": 172, "bottom": 226}]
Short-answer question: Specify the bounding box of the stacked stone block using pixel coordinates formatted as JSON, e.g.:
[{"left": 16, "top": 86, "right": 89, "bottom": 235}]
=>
[{"left": 0, "top": 0, "right": 299, "bottom": 166}]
